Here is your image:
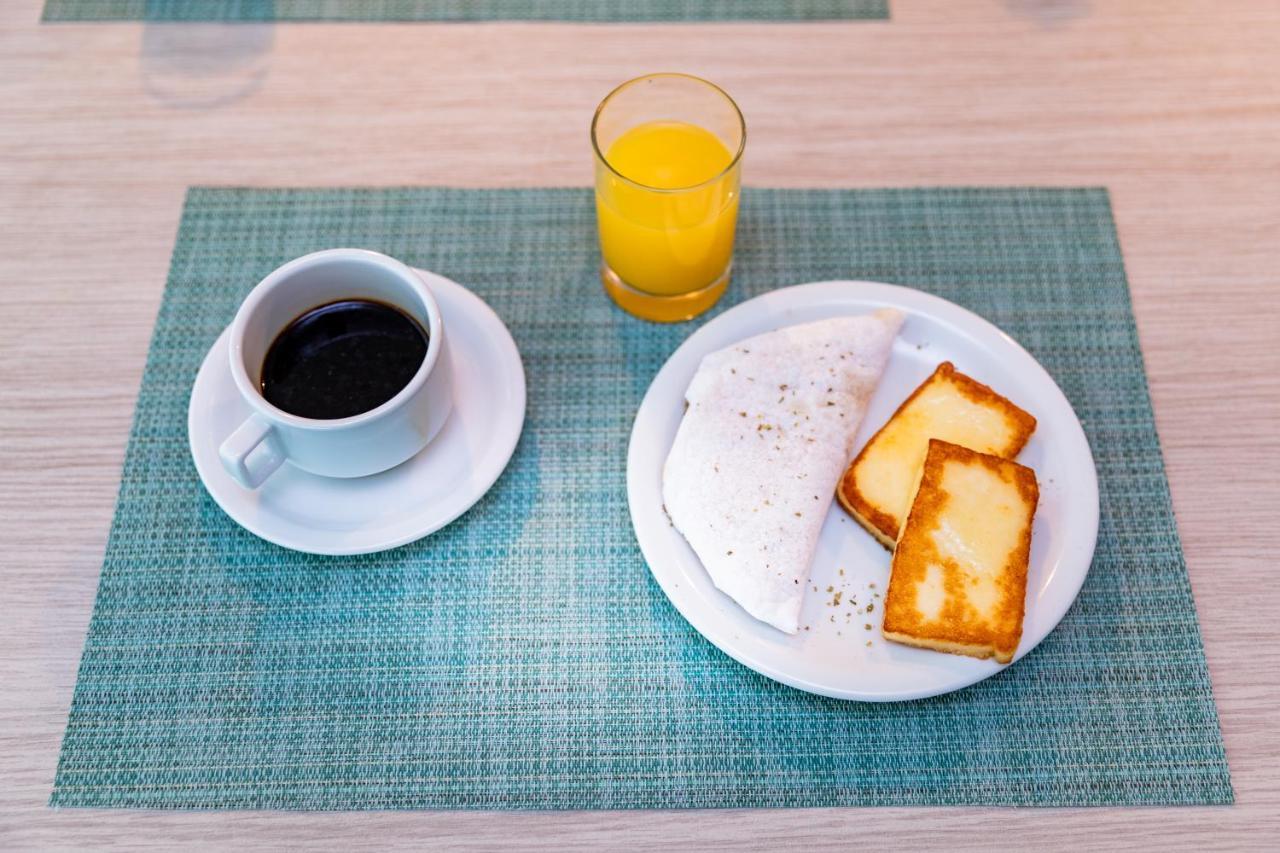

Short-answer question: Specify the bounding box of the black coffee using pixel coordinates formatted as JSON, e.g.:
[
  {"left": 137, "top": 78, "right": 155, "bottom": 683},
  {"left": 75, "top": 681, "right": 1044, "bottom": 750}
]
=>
[{"left": 260, "top": 299, "right": 428, "bottom": 420}]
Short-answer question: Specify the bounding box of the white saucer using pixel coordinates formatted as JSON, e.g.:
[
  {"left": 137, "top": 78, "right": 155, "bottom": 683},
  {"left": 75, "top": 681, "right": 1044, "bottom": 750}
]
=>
[
  {"left": 628, "top": 281, "right": 1099, "bottom": 701},
  {"left": 189, "top": 269, "right": 526, "bottom": 555}
]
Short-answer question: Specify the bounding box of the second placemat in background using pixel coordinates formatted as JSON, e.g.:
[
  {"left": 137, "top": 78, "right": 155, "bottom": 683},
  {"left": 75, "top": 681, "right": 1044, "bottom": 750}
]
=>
[
  {"left": 43, "top": 0, "right": 889, "bottom": 22},
  {"left": 51, "top": 187, "right": 1230, "bottom": 809}
]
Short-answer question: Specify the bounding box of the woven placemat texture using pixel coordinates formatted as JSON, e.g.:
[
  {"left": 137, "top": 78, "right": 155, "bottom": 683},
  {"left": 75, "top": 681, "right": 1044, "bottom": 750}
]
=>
[
  {"left": 51, "top": 187, "right": 1230, "bottom": 809},
  {"left": 43, "top": 0, "right": 888, "bottom": 21}
]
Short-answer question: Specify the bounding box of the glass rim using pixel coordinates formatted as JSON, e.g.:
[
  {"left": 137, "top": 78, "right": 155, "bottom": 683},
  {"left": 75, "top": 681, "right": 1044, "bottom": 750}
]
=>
[{"left": 590, "top": 72, "right": 747, "bottom": 195}]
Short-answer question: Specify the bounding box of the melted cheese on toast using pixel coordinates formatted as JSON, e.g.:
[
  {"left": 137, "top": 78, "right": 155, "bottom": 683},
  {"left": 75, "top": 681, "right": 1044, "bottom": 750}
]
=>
[{"left": 881, "top": 440, "right": 1039, "bottom": 664}]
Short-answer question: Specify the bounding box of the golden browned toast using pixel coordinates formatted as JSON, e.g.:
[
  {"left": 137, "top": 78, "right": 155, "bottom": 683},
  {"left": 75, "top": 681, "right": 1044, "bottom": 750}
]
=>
[
  {"left": 837, "top": 362, "right": 1036, "bottom": 547},
  {"left": 881, "top": 440, "right": 1039, "bottom": 664}
]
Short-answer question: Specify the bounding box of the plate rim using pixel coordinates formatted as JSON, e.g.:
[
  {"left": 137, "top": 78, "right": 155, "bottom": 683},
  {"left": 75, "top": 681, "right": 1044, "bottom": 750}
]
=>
[
  {"left": 626, "top": 280, "right": 1099, "bottom": 701},
  {"left": 188, "top": 269, "right": 527, "bottom": 556}
]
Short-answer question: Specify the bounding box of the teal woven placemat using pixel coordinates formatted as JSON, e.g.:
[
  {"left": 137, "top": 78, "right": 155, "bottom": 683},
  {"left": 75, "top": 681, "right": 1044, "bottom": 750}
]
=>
[
  {"left": 51, "top": 187, "right": 1230, "bottom": 809},
  {"left": 43, "top": 0, "right": 888, "bottom": 22}
]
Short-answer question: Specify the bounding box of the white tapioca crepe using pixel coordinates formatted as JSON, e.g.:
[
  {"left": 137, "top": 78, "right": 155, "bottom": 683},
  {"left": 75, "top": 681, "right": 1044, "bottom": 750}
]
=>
[{"left": 662, "top": 311, "right": 903, "bottom": 633}]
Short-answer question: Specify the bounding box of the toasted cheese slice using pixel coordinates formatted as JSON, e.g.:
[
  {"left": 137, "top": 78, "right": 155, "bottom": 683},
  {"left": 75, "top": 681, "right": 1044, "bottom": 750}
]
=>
[
  {"left": 663, "top": 311, "right": 903, "bottom": 634},
  {"left": 837, "top": 362, "right": 1036, "bottom": 547},
  {"left": 882, "top": 440, "right": 1038, "bottom": 663}
]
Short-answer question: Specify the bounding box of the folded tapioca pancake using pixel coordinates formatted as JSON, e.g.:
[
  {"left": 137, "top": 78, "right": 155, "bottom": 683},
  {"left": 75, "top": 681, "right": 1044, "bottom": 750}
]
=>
[{"left": 663, "top": 311, "right": 903, "bottom": 633}]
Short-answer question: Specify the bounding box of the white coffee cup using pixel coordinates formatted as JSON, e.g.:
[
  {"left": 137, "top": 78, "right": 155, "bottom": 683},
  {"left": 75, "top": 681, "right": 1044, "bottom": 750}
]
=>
[{"left": 218, "top": 248, "right": 453, "bottom": 489}]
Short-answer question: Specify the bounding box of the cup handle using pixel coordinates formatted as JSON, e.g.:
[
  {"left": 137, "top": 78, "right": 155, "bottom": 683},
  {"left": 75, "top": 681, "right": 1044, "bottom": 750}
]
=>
[{"left": 219, "top": 414, "right": 286, "bottom": 489}]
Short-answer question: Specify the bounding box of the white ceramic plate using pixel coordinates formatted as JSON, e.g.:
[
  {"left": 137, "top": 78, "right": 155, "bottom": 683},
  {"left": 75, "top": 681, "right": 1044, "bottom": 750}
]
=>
[
  {"left": 189, "top": 269, "right": 526, "bottom": 555},
  {"left": 628, "top": 281, "right": 1098, "bottom": 701}
]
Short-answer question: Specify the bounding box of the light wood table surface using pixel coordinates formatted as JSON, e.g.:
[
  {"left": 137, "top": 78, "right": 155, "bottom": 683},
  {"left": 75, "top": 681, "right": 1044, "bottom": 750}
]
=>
[{"left": 2, "top": 1, "right": 1278, "bottom": 849}]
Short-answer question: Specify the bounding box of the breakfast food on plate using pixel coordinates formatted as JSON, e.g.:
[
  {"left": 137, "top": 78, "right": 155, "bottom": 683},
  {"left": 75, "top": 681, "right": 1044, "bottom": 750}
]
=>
[
  {"left": 837, "top": 362, "right": 1036, "bottom": 548},
  {"left": 663, "top": 310, "right": 903, "bottom": 634},
  {"left": 881, "top": 439, "right": 1039, "bottom": 663}
]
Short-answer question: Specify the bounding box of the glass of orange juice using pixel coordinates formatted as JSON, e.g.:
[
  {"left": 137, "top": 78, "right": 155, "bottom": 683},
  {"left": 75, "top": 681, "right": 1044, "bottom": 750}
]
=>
[{"left": 592, "top": 73, "right": 746, "bottom": 323}]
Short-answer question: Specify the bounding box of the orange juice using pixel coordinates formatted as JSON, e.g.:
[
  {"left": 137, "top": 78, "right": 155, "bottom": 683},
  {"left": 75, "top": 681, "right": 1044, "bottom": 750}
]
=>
[{"left": 595, "top": 120, "right": 740, "bottom": 321}]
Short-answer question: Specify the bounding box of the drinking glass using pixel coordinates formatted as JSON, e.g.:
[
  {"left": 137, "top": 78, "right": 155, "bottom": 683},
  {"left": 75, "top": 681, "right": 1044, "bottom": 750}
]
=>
[{"left": 592, "top": 73, "right": 746, "bottom": 322}]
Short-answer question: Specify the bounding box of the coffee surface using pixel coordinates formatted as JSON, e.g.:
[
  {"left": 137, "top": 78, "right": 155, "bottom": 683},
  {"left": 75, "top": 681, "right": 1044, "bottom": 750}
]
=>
[{"left": 260, "top": 299, "right": 428, "bottom": 420}]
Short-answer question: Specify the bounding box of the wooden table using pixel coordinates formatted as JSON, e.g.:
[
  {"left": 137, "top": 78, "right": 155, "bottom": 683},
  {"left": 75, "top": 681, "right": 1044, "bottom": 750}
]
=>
[{"left": 2, "top": 1, "right": 1277, "bottom": 848}]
